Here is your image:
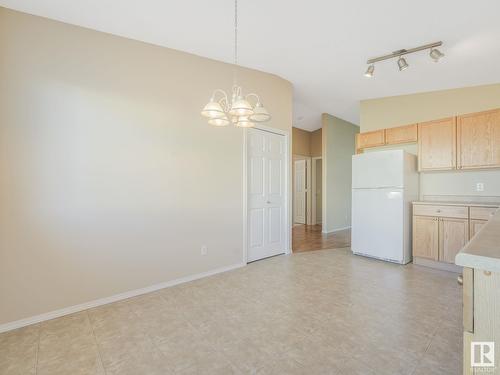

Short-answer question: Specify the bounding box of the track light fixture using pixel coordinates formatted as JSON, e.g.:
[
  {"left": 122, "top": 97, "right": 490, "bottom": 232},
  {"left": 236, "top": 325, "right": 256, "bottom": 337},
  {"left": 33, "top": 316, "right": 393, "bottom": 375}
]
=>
[
  {"left": 364, "top": 64, "right": 375, "bottom": 77},
  {"left": 429, "top": 48, "right": 445, "bottom": 62},
  {"left": 364, "top": 41, "right": 444, "bottom": 77},
  {"left": 397, "top": 56, "right": 409, "bottom": 71}
]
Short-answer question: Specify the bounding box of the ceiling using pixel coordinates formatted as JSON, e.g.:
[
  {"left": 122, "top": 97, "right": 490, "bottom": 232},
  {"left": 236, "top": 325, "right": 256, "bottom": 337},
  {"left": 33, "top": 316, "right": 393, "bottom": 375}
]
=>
[{"left": 1, "top": 1, "right": 500, "bottom": 131}]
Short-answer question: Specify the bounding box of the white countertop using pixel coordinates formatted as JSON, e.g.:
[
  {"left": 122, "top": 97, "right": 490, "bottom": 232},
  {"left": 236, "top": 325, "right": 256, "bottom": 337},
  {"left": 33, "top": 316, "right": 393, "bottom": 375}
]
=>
[
  {"left": 413, "top": 201, "right": 500, "bottom": 207},
  {"left": 456, "top": 208, "right": 500, "bottom": 273}
]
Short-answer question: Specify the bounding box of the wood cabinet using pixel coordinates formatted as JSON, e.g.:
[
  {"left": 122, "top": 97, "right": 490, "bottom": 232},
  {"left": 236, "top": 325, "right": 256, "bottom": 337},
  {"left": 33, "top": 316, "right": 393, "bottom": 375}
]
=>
[
  {"left": 470, "top": 219, "right": 487, "bottom": 238},
  {"left": 385, "top": 124, "right": 418, "bottom": 145},
  {"left": 413, "top": 216, "right": 439, "bottom": 260},
  {"left": 457, "top": 109, "right": 500, "bottom": 170},
  {"left": 413, "top": 203, "right": 498, "bottom": 270},
  {"left": 356, "top": 130, "right": 385, "bottom": 150},
  {"left": 439, "top": 218, "right": 469, "bottom": 264},
  {"left": 418, "top": 117, "right": 456, "bottom": 171},
  {"left": 356, "top": 108, "right": 500, "bottom": 171}
]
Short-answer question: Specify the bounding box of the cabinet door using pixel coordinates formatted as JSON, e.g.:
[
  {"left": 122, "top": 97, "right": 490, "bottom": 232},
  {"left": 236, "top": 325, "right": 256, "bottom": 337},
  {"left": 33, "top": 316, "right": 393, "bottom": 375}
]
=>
[
  {"left": 418, "top": 117, "right": 456, "bottom": 171},
  {"left": 470, "top": 219, "right": 487, "bottom": 239},
  {"left": 385, "top": 124, "right": 418, "bottom": 145},
  {"left": 356, "top": 130, "right": 385, "bottom": 149},
  {"left": 413, "top": 216, "right": 439, "bottom": 260},
  {"left": 457, "top": 109, "right": 500, "bottom": 169},
  {"left": 439, "top": 218, "right": 469, "bottom": 264}
]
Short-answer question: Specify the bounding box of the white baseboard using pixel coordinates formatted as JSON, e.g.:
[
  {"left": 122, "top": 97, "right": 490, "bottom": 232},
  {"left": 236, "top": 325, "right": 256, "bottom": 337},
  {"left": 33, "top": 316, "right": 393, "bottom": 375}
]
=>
[
  {"left": 0, "top": 262, "right": 246, "bottom": 334},
  {"left": 322, "top": 226, "right": 351, "bottom": 234}
]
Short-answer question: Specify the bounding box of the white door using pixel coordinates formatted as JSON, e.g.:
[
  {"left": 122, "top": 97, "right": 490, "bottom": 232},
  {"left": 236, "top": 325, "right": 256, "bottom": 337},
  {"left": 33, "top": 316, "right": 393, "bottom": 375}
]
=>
[
  {"left": 351, "top": 188, "right": 404, "bottom": 263},
  {"left": 247, "top": 129, "right": 287, "bottom": 262},
  {"left": 352, "top": 150, "right": 404, "bottom": 189},
  {"left": 294, "top": 160, "right": 306, "bottom": 224}
]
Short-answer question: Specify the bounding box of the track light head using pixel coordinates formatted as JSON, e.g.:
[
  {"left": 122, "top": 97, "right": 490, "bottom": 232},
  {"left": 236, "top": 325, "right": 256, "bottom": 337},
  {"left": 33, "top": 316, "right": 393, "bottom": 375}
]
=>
[
  {"left": 397, "top": 56, "right": 409, "bottom": 71},
  {"left": 364, "top": 64, "right": 375, "bottom": 78},
  {"left": 429, "top": 48, "right": 445, "bottom": 62}
]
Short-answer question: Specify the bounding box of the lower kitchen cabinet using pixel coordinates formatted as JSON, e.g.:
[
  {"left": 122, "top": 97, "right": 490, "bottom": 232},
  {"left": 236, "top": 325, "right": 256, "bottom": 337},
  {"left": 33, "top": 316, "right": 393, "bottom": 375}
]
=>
[
  {"left": 412, "top": 216, "right": 439, "bottom": 261},
  {"left": 412, "top": 203, "right": 498, "bottom": 270},
  {"left": 470, "top": 219, "right": 487, "bottom": 238},
  {"left": 439, "top": 218, "right": 469, "bottom": 264}
]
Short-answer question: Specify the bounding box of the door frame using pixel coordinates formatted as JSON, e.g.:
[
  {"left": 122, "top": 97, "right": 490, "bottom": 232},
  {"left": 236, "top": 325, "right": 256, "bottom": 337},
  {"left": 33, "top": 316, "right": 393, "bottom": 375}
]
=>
[
  {"left": 243, "top": 124, "right": 291, "bottom": 264},
  {"left": 311, "top": 156, "right": 322, "bottom": 226}
]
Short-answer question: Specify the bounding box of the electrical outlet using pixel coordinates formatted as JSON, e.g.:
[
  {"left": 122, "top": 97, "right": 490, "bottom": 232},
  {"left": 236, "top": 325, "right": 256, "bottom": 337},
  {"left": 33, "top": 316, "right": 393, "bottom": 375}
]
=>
[
  {"left": 476, "top": 183, "right": 485, "bottom": 192},
  {"left": 201, "top": 245, "right": 208, "bottom": 256}
]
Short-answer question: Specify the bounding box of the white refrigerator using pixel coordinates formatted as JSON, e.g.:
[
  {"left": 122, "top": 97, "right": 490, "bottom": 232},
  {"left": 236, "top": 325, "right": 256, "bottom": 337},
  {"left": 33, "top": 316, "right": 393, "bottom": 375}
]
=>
[{"left": 351, "top": 150, "right": 419, "bottom": 264}]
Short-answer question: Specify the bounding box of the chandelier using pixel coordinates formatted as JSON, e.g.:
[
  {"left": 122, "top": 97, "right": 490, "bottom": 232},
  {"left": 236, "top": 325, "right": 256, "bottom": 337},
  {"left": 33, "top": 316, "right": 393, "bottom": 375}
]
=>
[{"left": 201, "top": 0, "right": 271, "bottom": 127}]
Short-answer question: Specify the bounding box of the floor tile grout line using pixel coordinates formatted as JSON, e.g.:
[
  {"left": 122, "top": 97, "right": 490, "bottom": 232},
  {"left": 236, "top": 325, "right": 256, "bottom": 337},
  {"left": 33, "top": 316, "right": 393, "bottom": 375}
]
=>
[
  {"left": 85, "top": 311, "right": 107, "bottom": 375},
  {"left": 34, "top": 324, "right": 41, "bottom": 375}
]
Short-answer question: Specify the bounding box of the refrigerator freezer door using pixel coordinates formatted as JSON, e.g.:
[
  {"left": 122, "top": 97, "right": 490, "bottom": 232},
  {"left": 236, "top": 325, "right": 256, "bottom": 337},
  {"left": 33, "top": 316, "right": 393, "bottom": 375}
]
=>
[
  {"left": 352, "top": 150, "right": 404, "bottom": 189},
  {"left": 351, "top": 188, "right": 404, "bottom": 263}
]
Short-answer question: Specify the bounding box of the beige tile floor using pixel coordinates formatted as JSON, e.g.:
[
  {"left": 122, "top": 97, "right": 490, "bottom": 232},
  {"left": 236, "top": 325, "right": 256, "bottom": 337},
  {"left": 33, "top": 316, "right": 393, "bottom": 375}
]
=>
[{"left": 0, "top": 248, "right": 462, "bottom": 375}]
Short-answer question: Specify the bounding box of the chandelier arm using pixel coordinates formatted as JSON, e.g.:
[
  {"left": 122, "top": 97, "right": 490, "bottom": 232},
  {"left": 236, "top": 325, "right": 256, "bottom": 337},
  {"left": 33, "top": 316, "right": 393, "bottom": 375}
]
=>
[
  {"left": 245, "top": 93, "right": 261, "bottom": 105},
  {"left": 218, "top": 97, "right": 230, "bottom": 113},
  {"left": 211, "top": 89, "right": 228, "bottom": 101}
]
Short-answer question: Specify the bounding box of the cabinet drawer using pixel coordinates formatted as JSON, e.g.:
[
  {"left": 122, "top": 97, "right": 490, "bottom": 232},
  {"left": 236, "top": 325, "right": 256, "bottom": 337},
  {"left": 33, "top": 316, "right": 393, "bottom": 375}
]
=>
[
  {"left": 469, "top": 206, "right": 498, "bottom": 220},
  {"left": 413, "top": 205, "right": 468, "bottom": 219}
]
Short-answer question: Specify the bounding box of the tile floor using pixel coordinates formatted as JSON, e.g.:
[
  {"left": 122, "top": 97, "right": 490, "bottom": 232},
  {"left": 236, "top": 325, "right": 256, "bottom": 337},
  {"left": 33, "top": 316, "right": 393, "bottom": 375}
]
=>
[{"left": 0, "top": 248, "right": 462, "bottom": 375}]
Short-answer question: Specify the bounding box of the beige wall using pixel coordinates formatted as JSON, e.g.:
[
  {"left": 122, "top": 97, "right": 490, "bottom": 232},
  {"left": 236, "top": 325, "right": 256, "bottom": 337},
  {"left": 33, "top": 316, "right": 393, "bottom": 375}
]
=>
[
  {"left": 0, "top": 8, "right": 293, "bottom": 326},
  {"left": 360, "top": 83, "right": 500, "bottom": 199},
  {"left": 292, "top": 127, "right": 322, "bottom": 157},
  {"left": 322, "top": 114, "right": 359, "bottom": 232},
  {"left": 292, "top": 127, "right": 311, "bottom": 156},
  {"left": 310, "top": 129, "right": 322, "bottom": 157}
]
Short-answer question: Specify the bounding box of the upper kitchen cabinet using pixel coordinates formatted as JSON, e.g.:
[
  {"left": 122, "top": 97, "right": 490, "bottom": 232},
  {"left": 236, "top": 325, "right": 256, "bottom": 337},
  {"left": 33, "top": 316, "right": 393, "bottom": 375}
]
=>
[
  {"left": 457, "top": 109, "right": 500, "bottom": 170},
  {"left": 356, "top": 129, "right": 385, "bottom": 151},
  {"left": 385, "top": 124, "right": 418, "bottom": 145},
  {"left": 418, "top": 117, "right": 456, "bottom": 171}
]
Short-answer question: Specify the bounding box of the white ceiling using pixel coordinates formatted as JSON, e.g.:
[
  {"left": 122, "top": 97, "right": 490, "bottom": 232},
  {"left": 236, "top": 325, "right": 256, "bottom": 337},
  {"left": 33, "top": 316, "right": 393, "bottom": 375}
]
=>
[{"left": 1, "top": 0, "right": 500, "bottom": 131}]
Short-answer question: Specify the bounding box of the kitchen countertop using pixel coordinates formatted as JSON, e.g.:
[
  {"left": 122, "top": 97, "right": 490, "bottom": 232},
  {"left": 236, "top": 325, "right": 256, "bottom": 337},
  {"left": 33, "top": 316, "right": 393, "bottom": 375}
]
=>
[
  {"left": 413, "top": 201, "right": 500, "bottom": 208},
  {"left": 456, "top": 207, "right": 500, "bottom": 273}
]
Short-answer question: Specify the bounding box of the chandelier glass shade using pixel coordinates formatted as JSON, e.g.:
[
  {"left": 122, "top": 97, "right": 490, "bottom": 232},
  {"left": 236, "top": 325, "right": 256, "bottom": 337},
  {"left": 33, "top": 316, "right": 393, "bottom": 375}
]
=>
[
  {"left": 201, "top": 0, "right": 271, "bottom": 128},
  {"left": 201, "top": 86, "right": 271, "bottom": 128}
]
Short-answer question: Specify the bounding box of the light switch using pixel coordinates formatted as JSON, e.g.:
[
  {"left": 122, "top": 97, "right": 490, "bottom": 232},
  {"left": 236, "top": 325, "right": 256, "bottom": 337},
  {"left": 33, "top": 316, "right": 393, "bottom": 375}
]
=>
[{"left": 476, "top": 183, "right": 485, "bottom": 192}]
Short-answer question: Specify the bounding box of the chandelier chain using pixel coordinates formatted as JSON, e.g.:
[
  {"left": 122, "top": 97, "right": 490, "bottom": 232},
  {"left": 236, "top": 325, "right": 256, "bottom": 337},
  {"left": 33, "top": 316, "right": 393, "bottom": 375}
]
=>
[{"left": 234, "top": 0, "right": 238, "bottom": 66}]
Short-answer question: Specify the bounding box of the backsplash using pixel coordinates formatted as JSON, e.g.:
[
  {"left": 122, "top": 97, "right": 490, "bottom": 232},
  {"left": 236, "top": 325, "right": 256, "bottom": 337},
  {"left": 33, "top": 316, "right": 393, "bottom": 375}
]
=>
[
  {"left": 422, "top": 194, "right": 500, "bottom": 204},
  {"left": 420, "top": 169, "right": 500, "bottom": 200}
]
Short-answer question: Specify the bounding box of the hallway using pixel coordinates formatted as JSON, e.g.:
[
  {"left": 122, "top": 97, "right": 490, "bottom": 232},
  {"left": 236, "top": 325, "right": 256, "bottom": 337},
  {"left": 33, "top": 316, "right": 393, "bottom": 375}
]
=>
[{"left": 292, "top": 225, "right": 351, "bottom": 253}]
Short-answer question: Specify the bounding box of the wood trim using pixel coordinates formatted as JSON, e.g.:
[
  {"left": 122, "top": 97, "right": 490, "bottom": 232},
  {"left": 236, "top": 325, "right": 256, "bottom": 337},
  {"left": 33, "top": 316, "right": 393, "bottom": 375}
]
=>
[
  {"left": 463, "top": 267, "right": 474, "bottom": 333},
  {"left": 457, "top": 114, "right": 462, "bottom": 169},
  {"left": 452, "top": 116, "right": 457, "bottom": 169}
]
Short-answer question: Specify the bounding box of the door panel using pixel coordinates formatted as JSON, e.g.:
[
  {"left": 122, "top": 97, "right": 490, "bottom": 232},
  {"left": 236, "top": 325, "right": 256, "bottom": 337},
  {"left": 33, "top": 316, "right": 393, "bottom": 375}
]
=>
[
  {"left": 356, "top": 130, "right": 385, "bottom": 149},
  {"left": 412, "top": 216, "right": 439, "bottom": 260},
  {"left": 439, "top": 218, "right": 468, "bottom": 264},
  {"left": 458, "top": 109, "right": 500, "bottom": 169},
  {"left": 352, "top": 150, "right": 404, "bottom": 189},
  {"left": 418, "top": 117, "right": 456, "bottom": 171},
  {"left": 249, "top": 209, "right": 264, "bottom": 248},
  {"left": 247, "top": 129, "right": 286, "bottom": 262},
  {"left": 351, "top": 188, "right": 404, "bottom": 263},
  {"left": 249, "top": 157, "right": 264, "bottom": 195},
  {"left": 294, "top": 160, "right": 306, "bottom": 224},
  {"left": 470, "top": 219, "right": 487, "bottom": 239}
]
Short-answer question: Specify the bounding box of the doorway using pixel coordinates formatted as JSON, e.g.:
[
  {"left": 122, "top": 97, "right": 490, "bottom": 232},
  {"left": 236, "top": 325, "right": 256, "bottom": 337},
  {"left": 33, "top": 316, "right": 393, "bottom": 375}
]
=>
[
  {"left": 311, "top": 157, "right": 322, "bottom": 225},
  {"left": 246, "top": 127, "right": 290, "bottom": 262}
]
